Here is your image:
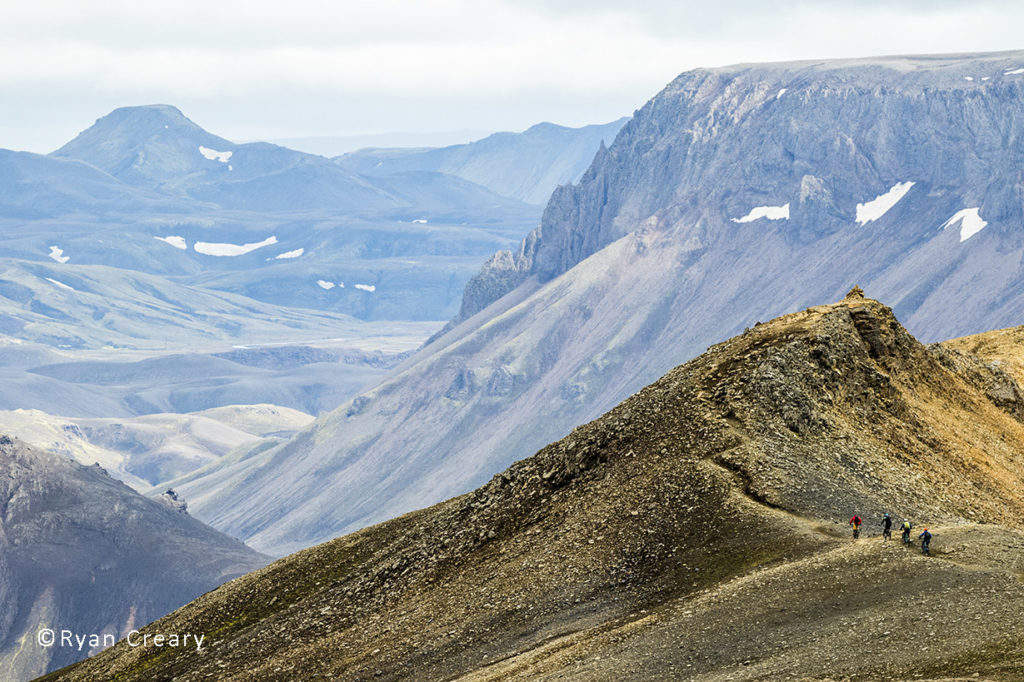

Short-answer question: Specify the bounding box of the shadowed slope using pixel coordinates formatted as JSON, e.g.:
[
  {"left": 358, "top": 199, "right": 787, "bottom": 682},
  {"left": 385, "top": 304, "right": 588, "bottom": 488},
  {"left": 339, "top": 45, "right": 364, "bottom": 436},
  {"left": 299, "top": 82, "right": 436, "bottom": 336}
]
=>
[{"left": 0, "top": 438, "right": 269, "bottom": 681}]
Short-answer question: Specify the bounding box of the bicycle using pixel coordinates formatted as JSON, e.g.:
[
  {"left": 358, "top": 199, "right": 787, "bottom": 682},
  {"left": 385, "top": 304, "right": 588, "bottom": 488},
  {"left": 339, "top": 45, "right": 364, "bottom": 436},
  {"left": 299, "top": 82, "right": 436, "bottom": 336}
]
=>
[{"left": 849, "top": 515, "right": 863, "bottom": 540}]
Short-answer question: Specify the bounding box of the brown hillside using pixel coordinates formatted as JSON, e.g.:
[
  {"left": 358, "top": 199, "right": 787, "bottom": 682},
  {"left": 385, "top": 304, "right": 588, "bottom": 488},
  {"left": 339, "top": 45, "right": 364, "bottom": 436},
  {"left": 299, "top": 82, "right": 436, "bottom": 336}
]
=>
[
  {"left": 943, "top": 325, "right": 1024, "bottom": 387},
  {"left": 41, "top": 296, "right": 1024, "bottom": 681}
]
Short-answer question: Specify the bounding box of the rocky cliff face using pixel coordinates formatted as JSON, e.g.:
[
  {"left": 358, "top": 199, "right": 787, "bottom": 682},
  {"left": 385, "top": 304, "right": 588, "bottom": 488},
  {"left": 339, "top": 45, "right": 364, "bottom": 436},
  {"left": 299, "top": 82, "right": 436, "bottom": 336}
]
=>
[
  {"left": 178, "top": 51, "right": 1024, "bottom": 555},
  {"left": 454, "top": 51, "right": 1024, "bottom": 328},
  {"left": 44, "top": 296, "right": 1024, "bottom": 681},
  {"left": 0, "top": 437, "right": 268, "bottom": 680}
]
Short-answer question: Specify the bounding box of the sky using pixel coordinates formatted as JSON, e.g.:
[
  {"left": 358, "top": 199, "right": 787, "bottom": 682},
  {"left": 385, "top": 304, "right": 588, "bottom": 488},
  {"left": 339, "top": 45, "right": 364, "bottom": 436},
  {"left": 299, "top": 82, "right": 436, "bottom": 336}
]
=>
[{"left": 1, "top": 0, "right": 1022, "bottom": 152}]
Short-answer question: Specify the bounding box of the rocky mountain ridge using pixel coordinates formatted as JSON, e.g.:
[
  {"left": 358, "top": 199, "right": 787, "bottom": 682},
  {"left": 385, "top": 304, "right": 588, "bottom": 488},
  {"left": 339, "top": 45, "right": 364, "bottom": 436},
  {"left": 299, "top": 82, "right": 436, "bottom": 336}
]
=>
[
  {"left": 41, "top": 294, "right": 1024, "bottom": 680},
  {"left": 453, "top": 50, "right": 1024, "bottom": 330}
]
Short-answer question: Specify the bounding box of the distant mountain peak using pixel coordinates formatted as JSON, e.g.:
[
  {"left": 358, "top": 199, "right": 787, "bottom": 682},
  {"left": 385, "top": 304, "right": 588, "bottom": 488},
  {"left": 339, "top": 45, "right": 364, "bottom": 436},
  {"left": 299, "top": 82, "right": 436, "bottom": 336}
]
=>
[
  {"left": 107, "top": 103, "right": 187, "bottom": 118},
  {"left": 58, "top": 103, "right": 218, "bottom": 148},
  {"left": 51, "top": 104, "right": 235, "bottom": 182}
]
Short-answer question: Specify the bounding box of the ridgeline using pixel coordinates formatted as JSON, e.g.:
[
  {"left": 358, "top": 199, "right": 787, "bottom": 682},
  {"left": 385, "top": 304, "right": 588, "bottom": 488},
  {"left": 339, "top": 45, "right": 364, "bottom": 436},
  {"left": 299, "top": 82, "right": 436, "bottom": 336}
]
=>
[{"left": 42, "top": 293, "right": 1024, "bottom": 680}]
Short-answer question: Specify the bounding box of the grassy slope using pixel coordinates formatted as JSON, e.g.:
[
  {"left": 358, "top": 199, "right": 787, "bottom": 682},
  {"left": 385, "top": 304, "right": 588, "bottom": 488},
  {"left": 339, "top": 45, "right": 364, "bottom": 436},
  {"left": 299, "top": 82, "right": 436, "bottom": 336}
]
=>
[
  {"left": 40, "top": 295, "right": 1024, "bottom": 681},
  {"left": 943, "top": 325, "right": 1024, "bottom": 386}
]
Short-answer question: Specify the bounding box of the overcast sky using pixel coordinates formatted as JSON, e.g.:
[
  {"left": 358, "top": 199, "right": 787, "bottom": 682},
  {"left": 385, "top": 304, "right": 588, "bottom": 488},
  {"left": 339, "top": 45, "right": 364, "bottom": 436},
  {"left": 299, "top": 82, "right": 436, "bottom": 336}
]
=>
[{"left": 2, "top": 0, "right": 1022, "bottom": 152}]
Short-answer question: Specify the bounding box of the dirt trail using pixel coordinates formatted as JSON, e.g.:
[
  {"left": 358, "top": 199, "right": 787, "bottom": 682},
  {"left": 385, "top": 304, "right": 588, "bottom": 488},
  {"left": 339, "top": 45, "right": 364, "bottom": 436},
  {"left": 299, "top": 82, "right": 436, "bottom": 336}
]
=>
[{"left": 463, "top": 521, "right": 1024, "bottom": 681}]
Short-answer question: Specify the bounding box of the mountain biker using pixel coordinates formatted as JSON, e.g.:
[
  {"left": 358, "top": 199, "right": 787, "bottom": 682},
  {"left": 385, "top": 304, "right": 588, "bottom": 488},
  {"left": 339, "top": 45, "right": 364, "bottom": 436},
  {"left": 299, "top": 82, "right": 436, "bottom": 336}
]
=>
[
  {"left": 849, "top": 514, "right": 863, "bottom": 539},
  {"left": 919, "top": 528, "right": 932, "bottom": 555},
  {"left": 880, "top": 513, "right": 893, "bottom": 541},
  {"left": 901, "top": 519, "right": 913, "bottom": 544}
]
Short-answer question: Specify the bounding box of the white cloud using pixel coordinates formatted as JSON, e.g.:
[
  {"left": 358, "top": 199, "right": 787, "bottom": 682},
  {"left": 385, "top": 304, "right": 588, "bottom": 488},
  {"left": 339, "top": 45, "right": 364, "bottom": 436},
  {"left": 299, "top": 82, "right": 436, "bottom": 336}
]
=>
[{"left": 1, "top": 1, "right": 1022, "bottom": 151}]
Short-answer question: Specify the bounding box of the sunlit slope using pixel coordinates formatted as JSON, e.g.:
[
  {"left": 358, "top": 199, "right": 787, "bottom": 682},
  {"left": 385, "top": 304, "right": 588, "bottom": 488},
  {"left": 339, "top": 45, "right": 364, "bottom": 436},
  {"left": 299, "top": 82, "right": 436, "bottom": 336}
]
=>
[{"left": 42, "top": 294, "right": 1024, "bottom": 681}]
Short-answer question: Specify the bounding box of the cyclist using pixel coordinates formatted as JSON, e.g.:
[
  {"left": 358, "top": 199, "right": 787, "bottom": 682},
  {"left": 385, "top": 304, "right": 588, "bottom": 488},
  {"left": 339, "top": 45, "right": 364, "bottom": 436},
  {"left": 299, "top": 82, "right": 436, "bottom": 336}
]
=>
[
  {"left": 900, "top": 519, "right": 913, "bottom": 545},
  {"left": 880, "top": 513, "right": 893, "bottom": 541},
  {"left": 919, "top": 528, "right": 932, "bottom": 556},
  {"left": 849, "top": 514, "right": 863, "bottom": 539}
]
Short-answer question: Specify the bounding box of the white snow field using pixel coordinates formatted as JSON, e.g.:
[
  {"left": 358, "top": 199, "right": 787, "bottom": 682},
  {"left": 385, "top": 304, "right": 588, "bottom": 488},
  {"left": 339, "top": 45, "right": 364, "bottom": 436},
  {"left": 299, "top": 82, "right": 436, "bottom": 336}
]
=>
[
  {"left": 731, "top": 203, "right": 790, "bottom": 223},
  {"left": 155, "top": 235, "right": 188, "bottom": 250},
  {"left": 856, "top": 181, "right": 915, "bottom": 224},
  {"left": 195, "top": 236, "right": 278, "bottom": 256},
  {"left": 942, "top": 208, "right": 987, "bottom": 242},
  {"left": 199, "top": 145, "right": 233, "bottom": 163}
]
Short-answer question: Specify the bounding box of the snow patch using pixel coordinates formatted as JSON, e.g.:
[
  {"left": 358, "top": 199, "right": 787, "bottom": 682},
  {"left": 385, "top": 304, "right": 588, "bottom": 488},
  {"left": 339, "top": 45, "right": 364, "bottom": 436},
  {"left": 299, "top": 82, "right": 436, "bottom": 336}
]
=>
[
  {"left": 48, "top": 246, "right": 69, "bottom": 263},
  {"left": 273, "top": 248, "right": 304, "bottom": 260},
  {"left": 354, "top": 284, "right": 376, "bottom": 292},
  {"left": 199, "top": 146, "right": 233, "bottom": 163},
  {"left": 776, "top": 88, "right": 787, "bottom": 99},
  {"left": 154, "top": 235, "right": 187, "bottom": 250},
  {"left": 194, "top": 236, "right": 277, "bottom": 257},
  {"left": 45, "top": 277, "right": 74, "bottom": 291},
  {"left": 1005, "top": 68, "right": 1024, "bottom": 75},
  {"left": 942, "top": 208, "right": 987, "bottom": 242},
  {"left": 317, "top": 280, "right": 335, "bottom": 290},
  {"left": 731, "top": 204, "right": 790, "bottom": 223},
  {"left": 855, "top": 181, "right": 915, "bottom": 225}
]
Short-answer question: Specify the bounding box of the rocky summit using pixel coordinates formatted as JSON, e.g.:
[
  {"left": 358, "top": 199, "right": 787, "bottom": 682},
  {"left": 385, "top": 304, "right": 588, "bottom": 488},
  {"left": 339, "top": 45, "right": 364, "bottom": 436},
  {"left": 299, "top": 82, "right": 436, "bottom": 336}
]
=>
[{"left": 43, "top": 295, "right": 1024, "bottom": 681}]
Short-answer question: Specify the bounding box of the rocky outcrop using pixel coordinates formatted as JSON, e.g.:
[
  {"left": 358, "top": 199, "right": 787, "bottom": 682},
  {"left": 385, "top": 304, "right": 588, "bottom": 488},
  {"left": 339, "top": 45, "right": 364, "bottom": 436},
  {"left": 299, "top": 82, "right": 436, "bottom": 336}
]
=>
[{"left": 158, "top": 488, "right": 188, "bottom": 513}]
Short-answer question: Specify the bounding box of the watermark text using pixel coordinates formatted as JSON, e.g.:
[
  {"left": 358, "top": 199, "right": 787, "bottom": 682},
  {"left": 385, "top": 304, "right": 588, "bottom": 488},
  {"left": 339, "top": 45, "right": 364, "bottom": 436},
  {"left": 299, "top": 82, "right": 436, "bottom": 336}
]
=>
[{"left": 37, "top": 628, "right": 205, "bottom": 653}]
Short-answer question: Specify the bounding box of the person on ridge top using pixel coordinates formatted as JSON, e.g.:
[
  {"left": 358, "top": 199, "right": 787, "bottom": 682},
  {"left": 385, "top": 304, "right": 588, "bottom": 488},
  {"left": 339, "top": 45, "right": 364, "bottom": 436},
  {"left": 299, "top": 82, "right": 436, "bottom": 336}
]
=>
[
  {"left": 849, "top": 514, "right": 863, "bottom": 539},
  {"left": 919, "top": 527, "right": 932, "bottom": 555},
  {"left": 900, "top": 518, "right": 913, "bottom": 545}
]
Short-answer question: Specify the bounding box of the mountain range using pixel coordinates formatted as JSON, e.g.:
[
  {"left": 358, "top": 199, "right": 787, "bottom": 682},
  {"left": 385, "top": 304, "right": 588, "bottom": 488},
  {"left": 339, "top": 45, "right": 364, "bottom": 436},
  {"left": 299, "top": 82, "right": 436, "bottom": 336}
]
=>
[
  {"left": 10, "top": 49, "right": 1024, "bottom": 681},
  {"left": 336, "top": 118, "right": 629, "bottom": 204},
  {"left": 0, "top": 104, "right": 621, "bottom": 468},
  {"left": 41, "top": 293, "right": 1024, "bottom": 681},
  {"left": 170, "top": 50, "right": 1024, "bottom": 555},
  {"left": 3, "top": 105, "right": 622, "bottom": 337}
]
